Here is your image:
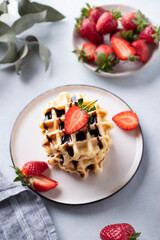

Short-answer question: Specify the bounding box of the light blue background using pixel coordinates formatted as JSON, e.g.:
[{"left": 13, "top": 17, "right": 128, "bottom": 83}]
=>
[{"left": 0, "top": 0, "right": 160, "bottom": 239}]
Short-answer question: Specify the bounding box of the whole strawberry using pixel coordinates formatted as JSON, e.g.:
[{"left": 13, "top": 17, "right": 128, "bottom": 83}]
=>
[
  {"left": 80, "top": 3, "right": 106, "bottom": 22},
  {"left": 21, "top": 161, "right": 48, "bottom": 176},
  {"left": 96, "top": 9, "right": 121, "bottom": 35},
  {"left": 100, "top": 223, "right": 141, "bottom": 240},
  {"left": 73, "top": 42, "right": 97, "bottom": 62},
  {"left": 76, "top": 17, "right": 103, "bottom": 44},
  {"left": 132, "top": 39, "right": 150, "bottom": 63},
  {"left": 139, "top": 25, "right": 160, "bottom": 44},
  {"left": 121, "top": 10, "right": 148, "bottom": 33}
]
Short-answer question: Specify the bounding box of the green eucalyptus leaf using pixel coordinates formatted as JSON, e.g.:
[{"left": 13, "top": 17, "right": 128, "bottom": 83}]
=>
[
  {"left": 25, "top": 35, "right": 50, "bottom": 71},
  {"left": 18, "top": 0, "right": 65, "bottom": 22},
  {"left": 18, "top": 0, "right": 38, "bottom": 15},
  {"left": 16, "top": 43, "right": 28, "bottom": 74},
  {"left": 12, "top": 10, "right": 47, "bottom": 35},
  {"left": 0, "top": 21, "right": 16, "bottom": 42},
  {"left": 0, "top": 0, "right": 8, "bottom": 15},
  {"left": 0, "top": 42, "right": 18, "bottom": 63},
  {"left": 32, "top": 2, "right": 65, "bottom": 22}
]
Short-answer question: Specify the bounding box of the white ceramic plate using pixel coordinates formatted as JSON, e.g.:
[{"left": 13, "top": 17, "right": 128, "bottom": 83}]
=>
[
  {"left": 72, "top": 4, "right": 159, "bottom": 78},
  {"left": 10, "top": 85, "right": 143, "bottom": 205}
]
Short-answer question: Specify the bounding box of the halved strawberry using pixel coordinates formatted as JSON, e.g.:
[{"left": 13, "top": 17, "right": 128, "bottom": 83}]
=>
[
  {"left": 73, "top": 43, "right": 97, "bottom": 61},
  {"left": 21, "top": 161, "right": 48, "bottom": 176},
  {"left": 65, "top": 106, "right": 89, "bottom": 134},
  {"left": 112, "top": 111, "right": 139, "bottom": 131},
  {"left": 111, "top": 36, "right": 136, "bottom": 61},
  {"left": 12, "top": 167, "right": 58, "bottom": 192},
  {"left": 31, "top": 175, "right": 58, "bottom": 192}
]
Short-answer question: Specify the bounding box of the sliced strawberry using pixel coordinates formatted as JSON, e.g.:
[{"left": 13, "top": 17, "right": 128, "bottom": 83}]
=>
[
  {"left": 21, "top": 161, "right": 48, "bottom": 176},
  {"left": 65, "top": 106, "right": 89, "bottom": 134},
  {"left": 76, "top": 17, "right": 103, "bottom": 44},
  {"left": 73, "top": 43, "right": 97, "bottom": 62},
  {"left": 132, "top": 39, "right": 150, "bottom": 63},
  {"left": 112, "top": 111, "right": 139, "bottom": 131},
  {"left": 32, "top": 175, "right": 58, "bottom": 192},
  {"left": 111, "top": 36, "right": 136, "bottom": 60},
  {"left": 139, "top": 25, "right": 160, "bottom": 44}
]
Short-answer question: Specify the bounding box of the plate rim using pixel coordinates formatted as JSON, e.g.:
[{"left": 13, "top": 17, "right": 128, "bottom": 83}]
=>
[
  {"left": 10, "top": 84, "right": 144, "bottom": 205},
  {"left": 72, "top": 3, "right": 159, "bottom": 78}
]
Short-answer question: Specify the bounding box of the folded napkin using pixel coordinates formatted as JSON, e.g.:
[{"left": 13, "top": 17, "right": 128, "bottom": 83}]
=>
[{"left": 0, "top": 171, "right": 58, "bottom": 240}]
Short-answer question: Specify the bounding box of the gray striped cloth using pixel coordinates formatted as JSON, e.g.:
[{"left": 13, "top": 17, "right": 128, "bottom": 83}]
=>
[{"left": 0, "top": 172, "right": 58, "bottom": 240}]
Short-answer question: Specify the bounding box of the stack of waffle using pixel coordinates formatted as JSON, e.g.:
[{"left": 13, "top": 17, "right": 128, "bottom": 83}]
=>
[{"left": 39, "top": 92, "right": 113, "bottom": 178}]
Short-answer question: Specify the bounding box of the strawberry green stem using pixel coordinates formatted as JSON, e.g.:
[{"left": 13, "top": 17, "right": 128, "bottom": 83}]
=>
[{"left": 82, "top": 100, "right": 97, "bottom": 110}]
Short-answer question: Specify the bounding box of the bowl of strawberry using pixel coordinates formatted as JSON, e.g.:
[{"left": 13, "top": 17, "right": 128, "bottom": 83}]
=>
[{"left": 73, "top": 3, "right": 160, "bottom": 77}]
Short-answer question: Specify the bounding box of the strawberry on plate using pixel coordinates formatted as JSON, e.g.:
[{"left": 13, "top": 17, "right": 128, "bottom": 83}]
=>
[
  {"left": 132, "top": 39, "right": 150, "bottom": 63},
  {"left": 112, "top": 110, "right": 139, "bottom": 131},
  {"left": 76, "top": 17, "right": 103, "bottom": 44},
  {"left": 21, "top": 161, "right": 48, "bottom": 176},
  {"left": 73, "top": 42, "right": 97, "bottom": 62},
  {"left": 121, "top": 10, "right": 148, "bottom": 32},
  {"left": 94, "top": 44, "right": 119, "bottom": 72},
  {"left": 96, "top": 9, "right": 121, "bottom": 35},
  {"left": 80, "top": 3, "right": 106, "bottom": 22},
  {"left": 12, "top": 163, "right": 58, "bottom": 192},
  {"left": 100, "top": 223, "right": 141, "bottom": 240},
  {"left": 65, "top": 98, "right": 97, "bottom": 134},
  {"left": 111, "top": 36, "right": 136, "bottom": 61},
  {"left": 139, "top": 25, "right": 160, "bottom": 44}
]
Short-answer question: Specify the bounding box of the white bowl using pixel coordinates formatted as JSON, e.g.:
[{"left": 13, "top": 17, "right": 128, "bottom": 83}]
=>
[{"left": 72, "top": 4, "right": 159, "bottom": 78}]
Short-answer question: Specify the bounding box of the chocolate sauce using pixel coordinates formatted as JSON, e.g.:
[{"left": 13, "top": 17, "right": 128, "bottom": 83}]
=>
[
  {"left": 54, "top": 108, "right": 65, "bottom": 117},
  {"left": 66, "top": 146, "right": 74, "bottom": 157},
  {"left": 69, "top": 102, "right": 72, "bottom": 108},
  {"left": 60, "top": 154, "right": 64, "bottom": 165},
  {"left": 76, "top": 131, "right": 86, "bottom": 141},
  {"left": 46, "top": 135, "right": 52, "bottom": 142},
  {"left": 90, "top": 114, "right": 97, "bottom": 124},
  {"left": 72, "top": 160, "right": 78, "bottom": 170},
  {"left": 62, "top": 134, "right": 71, "bottom": 144},
  {"left": 43, "top": 122, "right": 48, "bottom": 130},
  {"left": 45, "top": 111, "right": 52, "bottom": 120},
  {"left": 59, "top": 122, "right": 64, "bottom": 130},
  {"left": 87, "top": 164, "right": 93, "bottom": 170},
  {"left": 97, "top": 137, "right": 103, "bottom": 149},
  {"left": 89, "top": 128, "right": 101, "bottom": 137}
]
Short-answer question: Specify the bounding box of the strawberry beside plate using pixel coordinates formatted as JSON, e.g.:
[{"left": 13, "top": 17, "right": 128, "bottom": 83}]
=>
[{"left": 72, "top": 4, "right": 159, "bottom": 78}]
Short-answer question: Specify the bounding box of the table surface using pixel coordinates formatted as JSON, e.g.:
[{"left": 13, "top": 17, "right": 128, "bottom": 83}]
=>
[{"left": 1, "top": 0, "right": 160, "bottom": 239}]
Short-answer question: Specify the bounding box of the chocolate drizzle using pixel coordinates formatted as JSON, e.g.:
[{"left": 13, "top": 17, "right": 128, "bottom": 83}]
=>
[
  {"left": 59, "top": 122, "right": 64, "bottom": 130},
  {"left": 87, "top": 164, "right": 93, "bottom": 170},
  {"left": 66, "top": 146, "right": 74, "bottom": 157},
  {"left": 54, "top": 108, "right": 65, "bottom": 118},
  {"left": 72, "top": 160, "right": 78, "bottom": 170},
  {"left": 97, "top": 137, "right": 103, "bottom": 149},
  {"left": 45, "top": 111, "right": 52, "bottom": 120},
  {"left": 46, "top": 135, "right": 52, "bottom": 142},
  {"left": 60, "top": 154, "right": 64, "bottom": 165},
  {"left": 76, "top": 131, "right": 86, "bottom": 141},
  {"left": 90, "top": 114, "right": 97, "bottom": 124},
  {"left": 89, "top": 128, "right": 101, "bottom": 137},
  {"left": 62, "top": 134, "right": 71, "bottom": 144}
]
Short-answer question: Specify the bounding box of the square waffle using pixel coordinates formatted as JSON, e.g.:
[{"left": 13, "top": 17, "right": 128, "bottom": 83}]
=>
[{"left": 39, "top": 92, "right": 114, "bottom": 178}]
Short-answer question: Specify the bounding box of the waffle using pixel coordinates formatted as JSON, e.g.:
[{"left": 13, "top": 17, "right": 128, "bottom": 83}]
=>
[{"left": 39, "top": 92, "right": 114, "bottom": 178}]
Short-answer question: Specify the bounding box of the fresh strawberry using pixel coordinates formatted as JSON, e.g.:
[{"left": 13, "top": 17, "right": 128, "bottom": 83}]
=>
[
  {"left": 76, "top": 17, "right": 103, "bottom": 44},
  {"left": 89, "top": 7, "right": 106, "bottom": 22},
  {"left": 73, "top": 43, "right": 97, "bottom": 62},
  {"left": 12, "top": 166, "right": 58, "bottom": 192},
  {"left": 132, "top": 39, "right": 150, "bottom": 63},
  {"left": 21, "top": 161, "right": 48, "bottom": 176},
  {"left": 78, "top": 3, "right": 106, "bottom": 23},
  {"left": 65, "top": 98, "right": 97, "bottom": 134},
  {"left": 110, "top": 29, "right": 138, "bottom": 42},
  {"left": 100, "top": 223, "right": 141, "bottom": 240},
  {"left": 121, "top": 10, "right": 148, "bottom": 32},
  {"left": 112, "top": 111, "right": 139, "bottom": 131},
  {"left": 94, "top": 44, "right": 118, "bottom": 72},
  {"left": 111, "top": 36, "right": 136, "bottom": 61},
  {"left": 96, "top": 9, "right": 121, "bottom": 34},
  {"left": 31, "top": 175, "right": 58, "bottom": 192},
  {"left": 139, "top": 25, "right": 160, "bottom": 44}
]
